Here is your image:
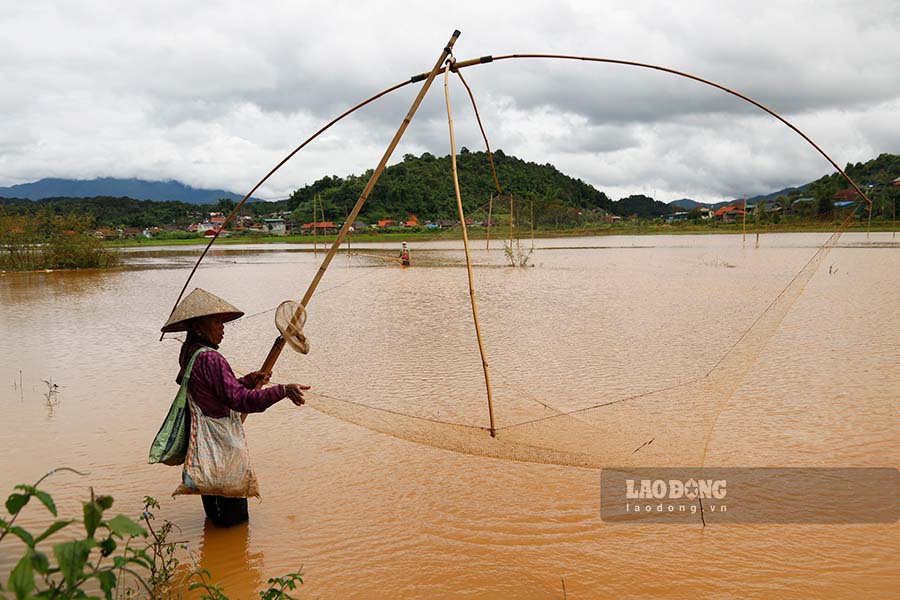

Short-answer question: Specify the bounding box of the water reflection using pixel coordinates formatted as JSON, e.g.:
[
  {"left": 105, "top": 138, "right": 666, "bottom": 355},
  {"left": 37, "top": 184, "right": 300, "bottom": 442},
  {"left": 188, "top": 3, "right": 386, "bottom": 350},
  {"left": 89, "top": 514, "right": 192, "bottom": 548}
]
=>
[
  {"left": 0, "top": 268, "right": 119, "bottom": 307},
  {"left": 1, "top": 234, "right": 898, "bottom": 598},
  {"left": 196, "top": 519, "right": 263, "bottom": 598}
]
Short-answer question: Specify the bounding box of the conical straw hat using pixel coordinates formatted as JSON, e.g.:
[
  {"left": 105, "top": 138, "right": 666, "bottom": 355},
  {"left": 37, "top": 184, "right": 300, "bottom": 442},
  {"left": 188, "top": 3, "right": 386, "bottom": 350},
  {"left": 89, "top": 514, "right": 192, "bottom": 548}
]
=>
[{"left": 160, "top": 288, "right": 244, "bottom": 333}]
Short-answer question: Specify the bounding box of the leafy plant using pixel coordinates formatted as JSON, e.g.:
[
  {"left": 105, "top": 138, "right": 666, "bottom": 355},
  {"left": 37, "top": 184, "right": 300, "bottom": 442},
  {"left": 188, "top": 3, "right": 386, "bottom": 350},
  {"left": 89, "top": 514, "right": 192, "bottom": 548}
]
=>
[
  {"left": 137, "top": 497, "right": 186, "bottom": 599},
  {"left": 2, "top": 472, "right": 304, "bottom": 599},
  {"left": 1, "top": 469, "right": 151, "bottom": 600},
  {"left": 188, "top": 561, "right": 303, "bottom": 600},
  {"left": 503, "top": 239, "right": 533, "bottom": 267}
]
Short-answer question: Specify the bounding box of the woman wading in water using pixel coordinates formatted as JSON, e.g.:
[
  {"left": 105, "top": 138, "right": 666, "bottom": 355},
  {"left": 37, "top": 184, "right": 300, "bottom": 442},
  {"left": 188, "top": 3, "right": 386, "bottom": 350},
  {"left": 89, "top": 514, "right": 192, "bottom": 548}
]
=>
[{"left": 161, "top": 288, "right": 308, "bottom": 527}]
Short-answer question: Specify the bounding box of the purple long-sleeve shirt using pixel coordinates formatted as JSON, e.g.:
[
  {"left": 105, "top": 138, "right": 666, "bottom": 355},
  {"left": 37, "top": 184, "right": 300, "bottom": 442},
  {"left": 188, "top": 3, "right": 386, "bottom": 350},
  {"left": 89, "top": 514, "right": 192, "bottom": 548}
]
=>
[{"left": 187, "top": 350, "right": 285, "bottom": 418}]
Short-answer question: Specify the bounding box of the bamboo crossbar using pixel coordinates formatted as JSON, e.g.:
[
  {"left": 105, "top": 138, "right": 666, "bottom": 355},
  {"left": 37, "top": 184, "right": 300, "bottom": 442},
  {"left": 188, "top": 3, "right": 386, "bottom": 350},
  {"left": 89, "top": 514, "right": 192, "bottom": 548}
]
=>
[{"left": 349, "top": 252, "right": 404, "bottom": 263}]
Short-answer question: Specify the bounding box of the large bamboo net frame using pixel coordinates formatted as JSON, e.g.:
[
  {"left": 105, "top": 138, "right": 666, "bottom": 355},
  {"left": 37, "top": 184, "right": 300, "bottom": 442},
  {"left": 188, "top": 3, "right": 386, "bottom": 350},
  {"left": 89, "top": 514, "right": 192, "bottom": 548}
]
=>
[{"left": 164, "top": 30, "right": 876, "bottom": 469}]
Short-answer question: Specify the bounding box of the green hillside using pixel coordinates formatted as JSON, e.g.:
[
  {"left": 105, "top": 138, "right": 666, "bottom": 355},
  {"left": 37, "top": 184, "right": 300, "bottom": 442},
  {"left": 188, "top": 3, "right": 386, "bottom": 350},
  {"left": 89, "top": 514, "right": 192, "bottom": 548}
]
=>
[{"left": 284, "top": 149, "right": 614, "bottom": 222}]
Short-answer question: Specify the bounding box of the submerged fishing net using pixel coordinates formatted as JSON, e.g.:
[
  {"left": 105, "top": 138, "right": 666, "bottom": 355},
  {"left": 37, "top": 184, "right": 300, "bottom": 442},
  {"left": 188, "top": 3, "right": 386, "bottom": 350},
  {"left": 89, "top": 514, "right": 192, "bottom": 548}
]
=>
[
  {"left": 273, "top": 220, "right": 855, "bottom": 471},
  {"left": 275, "top": 300, "right": 310, "bottom": 354}
]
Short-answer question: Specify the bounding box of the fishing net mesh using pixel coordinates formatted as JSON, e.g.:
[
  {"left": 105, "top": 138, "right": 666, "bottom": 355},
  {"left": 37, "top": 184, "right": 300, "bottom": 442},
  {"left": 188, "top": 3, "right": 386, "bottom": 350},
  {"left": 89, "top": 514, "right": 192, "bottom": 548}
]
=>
[
  {"left": 275, "top": 300, "right": 310, "bottom": 355},
  {"left": 272, "top": 219, "right": 853, "bottom": 471}
]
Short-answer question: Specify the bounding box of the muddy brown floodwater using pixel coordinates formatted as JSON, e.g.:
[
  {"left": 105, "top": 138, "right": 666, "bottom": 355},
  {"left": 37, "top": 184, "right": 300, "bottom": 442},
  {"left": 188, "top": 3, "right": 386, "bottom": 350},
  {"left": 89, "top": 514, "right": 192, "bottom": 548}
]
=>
[{"left": 2, "top": 233, "right": 898, "bottom": 598}]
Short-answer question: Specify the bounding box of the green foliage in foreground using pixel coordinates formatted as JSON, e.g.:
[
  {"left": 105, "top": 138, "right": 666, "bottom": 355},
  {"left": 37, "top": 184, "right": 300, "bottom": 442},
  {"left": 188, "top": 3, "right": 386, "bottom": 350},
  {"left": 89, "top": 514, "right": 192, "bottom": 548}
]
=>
[
  {"left": 0, "top": 210, "right": 119, "bottom": 271},
  {"left": 1, "top": 470, "right": 303, "bottom": 599}
]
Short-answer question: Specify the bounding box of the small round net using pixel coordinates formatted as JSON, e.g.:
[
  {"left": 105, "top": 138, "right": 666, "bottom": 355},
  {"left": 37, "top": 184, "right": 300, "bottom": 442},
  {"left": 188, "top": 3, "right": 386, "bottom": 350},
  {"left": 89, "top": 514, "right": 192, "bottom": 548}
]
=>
[{"left": 275, "top": 300, "right": 310, "bottom": 354}]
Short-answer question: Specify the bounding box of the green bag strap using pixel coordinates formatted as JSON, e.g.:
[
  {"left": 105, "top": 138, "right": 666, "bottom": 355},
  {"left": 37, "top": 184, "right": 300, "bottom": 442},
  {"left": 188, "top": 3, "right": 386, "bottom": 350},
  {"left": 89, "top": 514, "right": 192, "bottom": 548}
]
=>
[
  {"left": 180, "top": 347, "right": 211, "bottom": 392},
  {"left": 148, "top": 346, "right": 213, "bottom": 465}
]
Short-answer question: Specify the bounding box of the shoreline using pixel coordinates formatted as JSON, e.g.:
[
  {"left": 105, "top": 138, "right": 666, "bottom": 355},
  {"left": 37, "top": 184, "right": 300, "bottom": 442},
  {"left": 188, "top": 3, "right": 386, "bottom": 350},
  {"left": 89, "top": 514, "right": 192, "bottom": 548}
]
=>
[{"left": 106, "top": 221, "right": 899, "bottom": 247}]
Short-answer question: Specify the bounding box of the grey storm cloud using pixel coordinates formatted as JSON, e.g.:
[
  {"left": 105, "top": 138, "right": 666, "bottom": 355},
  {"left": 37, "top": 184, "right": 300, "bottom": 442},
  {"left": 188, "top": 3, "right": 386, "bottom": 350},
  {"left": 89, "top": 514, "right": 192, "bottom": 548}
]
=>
[{"left": 1, "top": 0, "right": 899, "bottom": 203}]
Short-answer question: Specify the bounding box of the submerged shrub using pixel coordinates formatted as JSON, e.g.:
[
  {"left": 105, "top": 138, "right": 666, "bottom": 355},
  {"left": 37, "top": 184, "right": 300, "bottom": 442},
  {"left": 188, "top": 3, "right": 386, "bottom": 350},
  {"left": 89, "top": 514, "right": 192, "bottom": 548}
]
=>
[{"left": 0, "top": 210, "right": 119, "bottom": 271}]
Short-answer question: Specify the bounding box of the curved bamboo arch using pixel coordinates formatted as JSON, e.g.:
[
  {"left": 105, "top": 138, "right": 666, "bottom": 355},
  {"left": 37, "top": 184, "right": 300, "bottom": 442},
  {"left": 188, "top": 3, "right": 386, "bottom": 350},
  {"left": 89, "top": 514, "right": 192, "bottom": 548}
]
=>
[
  {"left": 165, "top": 33, "right": 874, "bottom": 402},
  {"left": 448, "top": 52, "right": 873, "bottom": 210}
]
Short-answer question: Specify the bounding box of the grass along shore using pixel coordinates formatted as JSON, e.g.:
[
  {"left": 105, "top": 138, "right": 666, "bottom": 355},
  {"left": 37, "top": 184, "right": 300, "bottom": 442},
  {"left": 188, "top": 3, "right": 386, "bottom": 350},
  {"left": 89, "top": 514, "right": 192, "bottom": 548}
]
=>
[{"left": 106, "top": 219, "right": 899, "bottom": 247}]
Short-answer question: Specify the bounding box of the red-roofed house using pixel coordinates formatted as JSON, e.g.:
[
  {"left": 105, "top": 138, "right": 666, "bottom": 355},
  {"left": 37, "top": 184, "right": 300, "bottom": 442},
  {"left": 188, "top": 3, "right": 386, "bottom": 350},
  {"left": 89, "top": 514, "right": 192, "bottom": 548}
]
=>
[
  {"left": 714, "top": 204, "right": 746, "bottom": 223},
  {"left": 403, "top": 214, "right": 420, "bottom": 227},
  {"left": 300, "top": 221, "right": 337, "bottom": 234},
  {"left": 376, "top": 218, "right": 396, "bottom": 228},
  {"left": 833, "top": 189, "right": 858, "bottom": 203}
]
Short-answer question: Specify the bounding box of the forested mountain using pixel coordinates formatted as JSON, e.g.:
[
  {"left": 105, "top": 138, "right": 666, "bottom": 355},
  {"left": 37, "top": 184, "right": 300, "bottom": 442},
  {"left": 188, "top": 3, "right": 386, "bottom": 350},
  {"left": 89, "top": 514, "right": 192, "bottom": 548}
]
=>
[
  {"left": 614, "top": 195, "right": 677, "bottom": 218},
  {"left": 285, "top": 149, "right": 614, "bottom": 221},
  {"left": 669, "top": 153, "right": 900, "bottom": 211},
  {"left": 3, "top": 152, "right": 896, "bottom": 228},
  {"left": 0, "top": 196, "right": 230, "bottom": 228},
  {"left": 0, "top": 177, "right": 255, "bottom": 204},
  {"left": 805, "top": 153, "right": 900, "bottom": 196}
]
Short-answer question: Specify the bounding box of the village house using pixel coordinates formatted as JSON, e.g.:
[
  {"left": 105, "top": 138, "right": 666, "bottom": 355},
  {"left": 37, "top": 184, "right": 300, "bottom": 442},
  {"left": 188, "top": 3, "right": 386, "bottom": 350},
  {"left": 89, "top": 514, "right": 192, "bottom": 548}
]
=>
[
  {"left": 790, "top": 197, "right": 816, "bottom": 214},
  {"left": 264, "top": 218, "right": 287, "bottom": 235},
  {"left": 762, "top": 201, "right": 783, "bottom": 215},
  {"left": 713, "top": 204, "right": 746, "bottom": 222},
  {"left": 664, "top": 211, "right": 690, "bottom": 223},
  {"left": 833, "top": 189, "right": 859, "bottom": 203},
  {"left": 375, "top": 218, "right": 396, "bottom": 228},
  {"left": 93, "top": 227, "right": 119, "bottom": 240},
  {"left": 300, "top": 221, "right": 337, "bottom": 234}
]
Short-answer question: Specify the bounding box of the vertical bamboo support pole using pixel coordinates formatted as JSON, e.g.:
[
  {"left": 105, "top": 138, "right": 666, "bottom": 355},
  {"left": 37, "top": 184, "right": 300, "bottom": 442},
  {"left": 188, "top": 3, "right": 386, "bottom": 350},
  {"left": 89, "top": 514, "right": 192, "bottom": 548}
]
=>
[
  {"left": 755, "top": 197, "right": 761, "bottom": 248},
  {"left": 530, "top": 200, "right": 535, "bottom": 252},
  {"left": 486, "top": 193, "right": 493, "bottom": 250},
  {"left": 443, "top": 63, "right": 497, "bottom": 437},
  {"left": 742, "top": 197, "right": 747, "bottom": 243},
  {"left": 320, "top": 197, "right": 327, "bottom": 239},
  {"left": 509, "top": 194, "right": 514, "bottom": 247},
  {"left": 313, "top": 194, "right": 318, "bottom": 256},
  {"left": 256, "top": 30, "right": 462, "bottom": 378},
  {"left": 867, "top": 201, "right": 873, "bottom": 239}
]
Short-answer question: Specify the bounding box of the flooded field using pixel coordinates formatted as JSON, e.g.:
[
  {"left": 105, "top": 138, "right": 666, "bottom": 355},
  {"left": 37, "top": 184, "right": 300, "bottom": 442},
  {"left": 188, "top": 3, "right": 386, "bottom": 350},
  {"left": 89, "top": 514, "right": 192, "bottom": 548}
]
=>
[{"left": 1, "top": 233, "right": 898, "bottom": 598}]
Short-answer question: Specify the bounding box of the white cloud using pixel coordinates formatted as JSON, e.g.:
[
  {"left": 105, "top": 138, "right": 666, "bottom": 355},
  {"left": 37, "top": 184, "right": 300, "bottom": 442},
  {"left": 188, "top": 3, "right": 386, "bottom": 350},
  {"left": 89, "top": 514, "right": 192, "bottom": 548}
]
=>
[{"left": 1, "top": 0, "right": 898, "bottom": 202}]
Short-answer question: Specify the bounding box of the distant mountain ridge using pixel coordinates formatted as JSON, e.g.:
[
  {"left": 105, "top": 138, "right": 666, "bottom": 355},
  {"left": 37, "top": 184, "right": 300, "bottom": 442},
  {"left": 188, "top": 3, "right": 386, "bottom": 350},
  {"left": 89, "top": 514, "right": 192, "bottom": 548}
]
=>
[
  {"left": 669, "top": 185, "right": 812, "bottom": 211},
  {"left": 0, "top": 177, "right": 257, "bottom": 204}
]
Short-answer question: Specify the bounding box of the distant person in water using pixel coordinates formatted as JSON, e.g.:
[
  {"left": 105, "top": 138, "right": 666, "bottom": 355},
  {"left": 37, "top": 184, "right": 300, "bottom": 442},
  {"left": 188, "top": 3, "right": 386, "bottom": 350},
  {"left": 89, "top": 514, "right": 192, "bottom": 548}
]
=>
[
  {"left": 399, "top": 241, "right": 411, "bottom": 266},
  {"left": 161, "top": 288, "right": 309, "bottom": 527}
]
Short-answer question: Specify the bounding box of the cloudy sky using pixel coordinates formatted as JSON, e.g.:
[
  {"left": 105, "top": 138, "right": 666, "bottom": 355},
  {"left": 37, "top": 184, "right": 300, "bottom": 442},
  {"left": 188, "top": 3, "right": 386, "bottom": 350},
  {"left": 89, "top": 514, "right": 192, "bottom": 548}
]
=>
[{"left": 2, "top": 0, "right": 899, "bottom": 203}]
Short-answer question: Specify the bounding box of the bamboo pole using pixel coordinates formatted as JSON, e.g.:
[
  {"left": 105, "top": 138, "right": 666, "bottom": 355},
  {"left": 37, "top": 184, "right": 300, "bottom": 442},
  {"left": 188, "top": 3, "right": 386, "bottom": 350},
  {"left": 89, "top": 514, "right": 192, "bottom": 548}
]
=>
[
  {"left": 530, "top": 200, "right": 535, "bottom": 252},
  {"left": 443, "top": 62, "right": 497, "bottom": 437},
  {"left": 508, "top": 194, "right": 514, "bottom": 249},
  {"left": 755, "top": 197, "right": 761, "bottom": 248},
  {"left": 256, "top": 30, "right": 462, "bottom": 377},
  {"left": 349, "top": 252, "right": 404, "bottom": 263},
  {"left": 867, "top": 201, "right": 873, "bottom": 239},
  {"left": 486, "top": 193, "right": 493, "bottom": 250},
  {"left": 742, "top": 197, "right": 747, "bottom": 244},
  {"left": 312, "top": 194, "right": 318, "bottom": 256}
]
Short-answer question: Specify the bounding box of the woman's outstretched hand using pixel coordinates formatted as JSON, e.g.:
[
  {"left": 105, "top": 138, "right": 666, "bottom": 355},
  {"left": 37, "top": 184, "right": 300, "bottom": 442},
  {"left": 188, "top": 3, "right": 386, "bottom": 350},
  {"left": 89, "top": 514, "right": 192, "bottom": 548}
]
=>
[{"left": 285, "top": 384, "right": 311, "bottom": 406}]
